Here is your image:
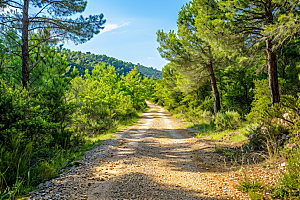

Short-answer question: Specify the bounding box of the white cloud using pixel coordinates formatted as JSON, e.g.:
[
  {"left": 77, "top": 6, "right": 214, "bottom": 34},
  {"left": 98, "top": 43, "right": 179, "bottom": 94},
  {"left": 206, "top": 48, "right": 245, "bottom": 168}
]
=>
[
  {"left": 101, "top": 22, "right": 130, "bottom": 34},
  {"left": 148, "top": 57, "right": 154, "bottom": 60}
]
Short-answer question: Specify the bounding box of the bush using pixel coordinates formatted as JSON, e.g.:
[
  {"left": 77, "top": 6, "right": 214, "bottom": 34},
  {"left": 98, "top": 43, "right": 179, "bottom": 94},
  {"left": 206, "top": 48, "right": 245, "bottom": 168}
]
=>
[
  {"left": 237, "top": 177, "right": 265, "bottom": 200},
  {"left": 215, "top": 111, "right": 241, "bottom": 130},
  {"left": 243, "top": 125, "right": 267, "bottom": 151},
  {"left": 201, "top": 110, "right": 214, "bottom": 124},
  {"left": 0, "top": 137, "right": 33, "bottom": 199},
  {"left": 272, "top": 140, "right": 300, "bottom": 199},
  {"left": 246, "top": 79, "right": 270, "bottom": 123}
]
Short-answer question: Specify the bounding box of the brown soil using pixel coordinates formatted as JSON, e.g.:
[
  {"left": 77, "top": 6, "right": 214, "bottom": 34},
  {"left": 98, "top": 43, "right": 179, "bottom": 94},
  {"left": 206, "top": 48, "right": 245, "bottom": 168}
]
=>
[{"left": 28, "top": 102, "right": 281, "bottom": 200}]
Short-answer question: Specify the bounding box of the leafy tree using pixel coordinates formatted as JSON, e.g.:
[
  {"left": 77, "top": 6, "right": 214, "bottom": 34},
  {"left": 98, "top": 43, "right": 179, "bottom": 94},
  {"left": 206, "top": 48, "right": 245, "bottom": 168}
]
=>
[
  {"left": 0, "top": 0, "right": 106, "bottom": 88},
  {"left": 121, "top": 67, "right": 146, "bottom": 110}
]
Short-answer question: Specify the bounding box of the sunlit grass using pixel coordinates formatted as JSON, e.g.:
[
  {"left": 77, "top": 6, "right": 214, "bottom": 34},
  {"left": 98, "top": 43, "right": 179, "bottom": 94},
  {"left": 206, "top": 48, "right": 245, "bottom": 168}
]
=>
[{"left": 193, "top": 122, "right": 248, "bottom": 143}]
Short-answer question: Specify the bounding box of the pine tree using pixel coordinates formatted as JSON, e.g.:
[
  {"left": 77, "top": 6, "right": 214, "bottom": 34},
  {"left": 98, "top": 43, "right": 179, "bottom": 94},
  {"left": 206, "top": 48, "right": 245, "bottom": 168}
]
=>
[
  {"left": 0, "top": 0, "right": 106, "bottom": 89},
  {"left": 157, "top": 2, "right": 226, "bottom": 115},
  {"left": 214, "top": 0, "right": 300, "bottom": 106}
]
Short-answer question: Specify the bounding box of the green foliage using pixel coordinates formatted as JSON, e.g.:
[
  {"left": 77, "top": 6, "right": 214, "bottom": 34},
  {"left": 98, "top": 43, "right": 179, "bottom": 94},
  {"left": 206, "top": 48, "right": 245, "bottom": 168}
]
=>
[
  {"left": 0, "top": 136, "right": 32, "bottom": 199},
  {"left": 243, "top": 125, "right": 267, "bottom": 151},
  {"left": 219, "top": 67, "right": 256, "bottom": 116},
  {"left": 237, "top": 178, "right": 264, "bottom": 193},
  {"left": 68, "top": 64, "right": 152, "bottom": 141},
  {"left": 237, "top": 177, "right": 265, "bottom": 200},
  {"left": 246, "top": 79, "right": 271, "bottom": 122},
  {"left": 272, "top": 140, "right": 300, "bottom": 199},
  {"left": 201, "top": 110, "right": 214, "bottom": 124},
  {"left": 215, "top": 111, "right": 241, "bottom": 131},
  {"left": 0, "top": 43, "right": 76, "bottom": 196}
]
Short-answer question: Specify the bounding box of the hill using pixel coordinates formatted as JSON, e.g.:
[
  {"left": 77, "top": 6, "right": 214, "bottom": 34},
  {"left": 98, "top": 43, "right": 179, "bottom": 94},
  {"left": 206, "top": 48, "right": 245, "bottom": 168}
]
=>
[{"left": 60, "top": 49, "right": 163, "bottom": 80}]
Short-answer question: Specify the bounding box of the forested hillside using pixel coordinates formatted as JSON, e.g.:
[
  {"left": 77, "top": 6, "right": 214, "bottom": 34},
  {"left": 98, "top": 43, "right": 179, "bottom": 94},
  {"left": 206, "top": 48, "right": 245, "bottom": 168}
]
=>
[{"left": 61, "top": 49, "right": 163, "bottom": 79}]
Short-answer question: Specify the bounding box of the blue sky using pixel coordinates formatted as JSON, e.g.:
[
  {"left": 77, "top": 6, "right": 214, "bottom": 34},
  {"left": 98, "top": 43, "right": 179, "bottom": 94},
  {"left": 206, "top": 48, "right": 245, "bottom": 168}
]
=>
[{"left": 63, "top": 0, "right": 190, "bottom": 71}]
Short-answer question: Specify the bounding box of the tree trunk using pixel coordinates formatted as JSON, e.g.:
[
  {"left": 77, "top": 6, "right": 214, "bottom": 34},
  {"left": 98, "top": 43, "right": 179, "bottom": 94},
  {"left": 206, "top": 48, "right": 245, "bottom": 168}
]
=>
[
  {"left": 265, "top": 1, "right": 280, "bottom": 106},
  {"left": 266, "top": 39, "right": 280, "bottom": 106},
  {"left": 21, "top": 0, "right": 29, "bottom": 89},
  {"left": 207, "top": 61, "right": 220, "bottom": 115}
]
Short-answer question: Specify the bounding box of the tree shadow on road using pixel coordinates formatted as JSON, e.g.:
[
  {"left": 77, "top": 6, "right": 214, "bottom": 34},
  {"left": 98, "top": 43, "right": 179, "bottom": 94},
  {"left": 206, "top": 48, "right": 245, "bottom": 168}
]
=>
[
  {"left": 90, "top": 172, "right": 230, "bottom": 200},
  {"left": 124, "top": 128, "right": 239, "bottom": 174}
]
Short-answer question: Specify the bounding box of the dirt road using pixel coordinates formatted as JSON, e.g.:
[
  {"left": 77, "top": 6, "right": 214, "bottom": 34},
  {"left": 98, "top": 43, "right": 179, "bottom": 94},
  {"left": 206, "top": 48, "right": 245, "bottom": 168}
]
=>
[{"left": 29, "top": 102, "right": 279, "bottom": 200}]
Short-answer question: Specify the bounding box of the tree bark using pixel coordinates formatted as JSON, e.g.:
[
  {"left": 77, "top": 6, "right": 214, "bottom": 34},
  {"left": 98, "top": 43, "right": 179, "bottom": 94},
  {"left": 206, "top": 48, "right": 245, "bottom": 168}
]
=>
[
  {"left": 207, "top": 61, "right": 220, "bottom": 115},
  {"left": 266, "top": 39, "right": 280, "bottom": 106},
  {"left": 21, "top": 0, "right": 29, "bottom": 89}
]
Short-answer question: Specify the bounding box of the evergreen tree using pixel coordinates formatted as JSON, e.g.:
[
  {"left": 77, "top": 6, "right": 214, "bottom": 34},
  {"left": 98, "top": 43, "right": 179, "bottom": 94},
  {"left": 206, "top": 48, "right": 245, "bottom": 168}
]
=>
[
  {"left": 215, "top": 0, "right": 300, "bottom": 106},
  {"left": 0, "top": 0, "right": 106, "bottom": 88},
  {"left": 157, "top": 2, "right": 227, "bottom": 115}
]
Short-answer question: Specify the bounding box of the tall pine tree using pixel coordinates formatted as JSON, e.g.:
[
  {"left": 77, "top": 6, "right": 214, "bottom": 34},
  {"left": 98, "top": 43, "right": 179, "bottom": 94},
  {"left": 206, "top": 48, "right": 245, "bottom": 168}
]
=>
[{"left": 0, "top": 0, "right": 106, "bottom": 89}]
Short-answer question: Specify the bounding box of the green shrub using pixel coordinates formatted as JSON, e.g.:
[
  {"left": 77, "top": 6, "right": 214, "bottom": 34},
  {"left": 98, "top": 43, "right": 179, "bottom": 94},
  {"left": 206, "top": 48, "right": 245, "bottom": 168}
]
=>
[
  {"left": 201, "top": 110, "right": 214, "bottom": 124},
  {"left": 249, "top": 191, "right": 264, "bottom": 200},
  {"left": 272, "top": 140, "right": 300, "bottom": 199},
  {"left": 237, "top": 178, "right": 264, "bottom": 193},
  {"left": 215, "top": 111, "right": 241, "bottom": 130},
  {"left": 0, "top": 136, "right": 33, "bottom": 199},
  {"left": 243, "top": 125, "right": 267, "bottom": 151},
  {"left": 246, "top": 79, "right": 270, "bottom": 123},
  {"left": 199, "top": 96, "right": 214, "bottom": 113},
  {"left": 237, "top": 177, "right": 265, "bottom": 200}
]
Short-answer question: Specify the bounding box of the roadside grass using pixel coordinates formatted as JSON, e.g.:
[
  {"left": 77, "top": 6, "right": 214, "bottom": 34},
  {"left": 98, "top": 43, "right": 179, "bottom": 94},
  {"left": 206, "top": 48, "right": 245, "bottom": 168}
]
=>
[
  {"left": 171, "top": 110, "right": 249, "bottom": 144},
  {"left": 189, "top": 121, "right": 248, "bottom": 144}
]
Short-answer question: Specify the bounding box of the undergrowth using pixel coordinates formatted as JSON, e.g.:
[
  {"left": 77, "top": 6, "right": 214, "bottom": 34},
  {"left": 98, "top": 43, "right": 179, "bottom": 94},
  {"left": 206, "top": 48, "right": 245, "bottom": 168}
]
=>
[{"left": 0, "top": 108, "right": 145, "bottom": 200}]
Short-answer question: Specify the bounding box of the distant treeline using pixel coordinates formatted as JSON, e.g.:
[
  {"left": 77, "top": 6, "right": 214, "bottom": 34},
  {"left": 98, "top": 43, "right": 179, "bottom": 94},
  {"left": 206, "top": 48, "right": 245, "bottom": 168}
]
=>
[{"left": 60, "top": 49, "right": 163, "bottom": 80}]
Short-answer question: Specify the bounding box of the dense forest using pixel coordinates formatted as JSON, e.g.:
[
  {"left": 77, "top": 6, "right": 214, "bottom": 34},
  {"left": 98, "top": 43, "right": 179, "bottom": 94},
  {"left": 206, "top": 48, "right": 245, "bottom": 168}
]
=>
[
  {"left": 1, "top": 0, "right": 300, "bottom": 199},
  {"left": 60, "top": 49, "right": 163, "bottom": 80}
]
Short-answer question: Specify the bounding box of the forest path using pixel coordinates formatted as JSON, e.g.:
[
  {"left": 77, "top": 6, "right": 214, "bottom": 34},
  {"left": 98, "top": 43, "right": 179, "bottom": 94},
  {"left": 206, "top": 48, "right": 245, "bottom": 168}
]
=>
[{"left": 28, "top": 102, "right": 277, "bottom": 200}]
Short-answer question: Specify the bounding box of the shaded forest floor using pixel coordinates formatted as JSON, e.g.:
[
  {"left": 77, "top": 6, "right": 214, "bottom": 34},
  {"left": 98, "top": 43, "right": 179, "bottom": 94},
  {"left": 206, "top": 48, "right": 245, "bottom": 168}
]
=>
[{"left": 27, "top": 102, "right": 281, "bottom": 200}]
